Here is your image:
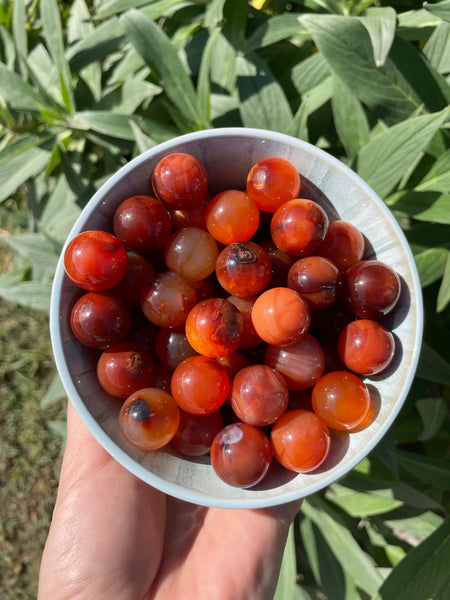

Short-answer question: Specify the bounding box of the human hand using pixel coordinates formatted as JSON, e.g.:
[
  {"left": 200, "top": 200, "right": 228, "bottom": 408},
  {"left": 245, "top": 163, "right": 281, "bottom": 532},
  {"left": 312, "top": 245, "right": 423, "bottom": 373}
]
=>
[{"left": 38, "top": 400, "right": 301, "bottom": 600}]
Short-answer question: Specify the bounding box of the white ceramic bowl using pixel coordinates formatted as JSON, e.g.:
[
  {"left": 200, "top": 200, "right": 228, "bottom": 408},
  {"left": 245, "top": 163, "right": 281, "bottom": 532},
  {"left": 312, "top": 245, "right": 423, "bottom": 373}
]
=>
[{"left": 50, "top": 128, "right": 423, "bottom": 508}]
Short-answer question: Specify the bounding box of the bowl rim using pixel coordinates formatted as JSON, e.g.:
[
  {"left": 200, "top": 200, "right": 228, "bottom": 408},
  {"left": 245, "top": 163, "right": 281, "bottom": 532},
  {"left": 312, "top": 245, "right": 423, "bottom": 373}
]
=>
[{"left": 50, "top": 126, "right": 424, "bottom": 508}]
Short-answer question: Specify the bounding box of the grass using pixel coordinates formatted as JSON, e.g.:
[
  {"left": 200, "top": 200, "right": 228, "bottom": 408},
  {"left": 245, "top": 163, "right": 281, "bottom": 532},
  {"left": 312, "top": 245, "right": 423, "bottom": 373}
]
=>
[{"left": 0, "top": 242, "right": 66, "bottom": 599}]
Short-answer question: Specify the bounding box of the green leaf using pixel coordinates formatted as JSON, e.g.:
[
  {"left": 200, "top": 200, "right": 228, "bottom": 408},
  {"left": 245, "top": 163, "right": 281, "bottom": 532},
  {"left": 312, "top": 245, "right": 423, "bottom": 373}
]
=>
[
  {"left": 0, "top": 138, "right": 52, "bottom": 203},
  {"left": 331, "top": 76, "right": 370, "bottom": 157},
  {"left": 0, "top": 281, "right": 52, "bottom": 311},
  {"left": 120, "top": 9, "right": 206, "bottom": 130},
  {"left": 71, "top": 111, "right": 140, "bottom": 140},
  {"left": 12, "top": 0, "right": 27, "bottom": 76},
  {"left": 0, "top": 63, "right": 47, "bottom": 111},
  {"left": 394, "top": 450, "right": 450, "bottom": 490},
  {"left": 2, "top": 233, "right": 59, "bottom": 272},
  {"left": 99, "top": 79, "right": 161, "bottom": 114},
  {"left": 416, "top": 397, "right": 448, "bottom": 441},
  {"left": 291, "top": 52, "right": 331, "bottom": 95},
  {"left": 414, "top": 247, "right": 449, "bottom": 288},
  {"left": 325, "top": 483, "right": 403, "bottom": 517},
  {"left": 356, "top": 109, "right": 450, "bottom": 199},
  {"left": 244, "top": 13, "right": 307, "bottom": 53},
  {"left": 129, "top": 120, "right": 157, "bottom": 154},
  {"left": 437, "top": 254, "right": 450, "bottom": 312},
  {"left": 97, "top": 0, "right": 182, "bottom": 20},
  {"left": 300, "top": 13, "right": 419, "bottom": 123},
  {"left": 373, "top": 518, "right": 450, "bottom": 600},
  {"left": 41, "top": 373, "right": 67, "bottom": 408},
  {"left": 417, "top": 341, "right": 450, "bottom": 385},
  {"left": 67, "top": 17, "right": 125, "bottom": 71},
  {"left": 300, "top": 14, "right": 450, "bottom": 124},
  {"left": 197, "top": 27, "right": 220, "bottom": 125},
  {"left": 302, "top": 496, "right": 383, "bottom": 596},
  {"left": 387, "top": 191, "right": 450, "bottom": 224},
  {"left": 424, "top": 0, "right": 450, "bottom": 23},
  {"left": 424, "top": 21, "right": 450, "bottom": 75},
  {"left": 237, "top": 52, "right": 293, "bottom": 133},
  {"left": 300, "top": 518, "right": 350, "bottom": 600},
  {"left": 40, "top": 0, "right": 75, "bottom": 114},
  {"left": 385, "top": 512, "right": 444, "bottom": 546},
  {"left": 359, "top": 6, "right": 397, "bottom": 67},
  {"left": 287, "top": 76, "right": 333, "bottom": 141},
  {"left": 273, "top": 524, "right": 301, "bottom": 600},
  {"left": 416, "top": 149, "right": 450, "bottom": 193}
]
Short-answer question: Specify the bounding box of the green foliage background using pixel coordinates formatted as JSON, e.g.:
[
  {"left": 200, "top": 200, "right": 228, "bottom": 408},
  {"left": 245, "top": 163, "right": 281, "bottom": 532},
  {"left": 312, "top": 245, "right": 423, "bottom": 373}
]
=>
[{"left": 1, "top": 0, "right": 449, "bottom": 598}]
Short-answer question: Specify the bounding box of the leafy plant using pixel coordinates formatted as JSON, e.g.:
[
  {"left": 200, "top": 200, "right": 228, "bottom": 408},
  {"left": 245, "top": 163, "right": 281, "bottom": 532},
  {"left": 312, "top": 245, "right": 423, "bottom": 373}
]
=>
[{"left": 1, "top": 1, "right": 449, "bottom": 598}]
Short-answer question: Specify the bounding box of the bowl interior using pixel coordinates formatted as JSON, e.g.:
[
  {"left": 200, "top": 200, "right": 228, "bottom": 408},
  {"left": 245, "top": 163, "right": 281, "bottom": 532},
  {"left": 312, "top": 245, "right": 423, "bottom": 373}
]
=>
[{"left": 50, "top": 128, "right": 423, "bottom": 508}]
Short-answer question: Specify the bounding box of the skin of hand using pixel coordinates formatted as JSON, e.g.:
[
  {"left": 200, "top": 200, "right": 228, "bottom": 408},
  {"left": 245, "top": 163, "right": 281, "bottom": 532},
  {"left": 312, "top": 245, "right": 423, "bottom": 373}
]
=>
[{"left": 38, "top": 400, "right": 301, "bottom": 600}]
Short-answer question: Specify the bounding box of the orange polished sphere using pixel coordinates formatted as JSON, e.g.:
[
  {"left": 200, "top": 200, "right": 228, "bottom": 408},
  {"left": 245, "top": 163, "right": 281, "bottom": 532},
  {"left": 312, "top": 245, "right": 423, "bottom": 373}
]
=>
[{"left": 251, "top": 287, "right": 310, "bottom": 346}]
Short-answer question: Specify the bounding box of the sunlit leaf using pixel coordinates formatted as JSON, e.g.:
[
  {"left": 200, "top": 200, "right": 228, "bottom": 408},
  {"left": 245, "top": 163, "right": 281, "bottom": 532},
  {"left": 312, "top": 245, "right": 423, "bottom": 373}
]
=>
[
  {"left": 436, "top": 254, "right": 450, "bottom": 312},
  {"left": 357, "top": 109, "right": 449, "bottom": 199},
  {"left": 373, "top": 518, "right": 450, "bottom": 600},
  {"left": 0, "top": 63, "right": 47, "bottom": 111},
  {"left": 302, "top": 497, "right": 383, "bottom": 596},
  {"left": 424, "top": 0, "right": 450, "bottom": 23},
  {"left": 414, "top": 247, "right": 449, "bottom": 287},
  {"left": 237, "top": 52, "right": 292, "bottom": 132},
  {"left": 40, "top": 0, "right": 75, "bottom": 113},
  {"left": 245, "top": 13, "right": 307, "bottom": 53},
  {"left": 120, "top": 9, "right": 206, "bottom": 129},
  {"left": 331, "top": 76, "right": 370, "bottom": 157},
  {"left": 359, "top": 6, "right": 397, "bottom": 67}
]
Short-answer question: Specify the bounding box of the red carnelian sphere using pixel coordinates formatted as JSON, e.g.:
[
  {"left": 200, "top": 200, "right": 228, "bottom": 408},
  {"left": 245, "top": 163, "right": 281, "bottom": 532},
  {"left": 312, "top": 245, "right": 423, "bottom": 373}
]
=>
[
  {"left": 164, "top": 227, "right": 218, "bottom": 281},
  {"left": 205, "top": 190, "right": 260, "bottom": 244},
  {"left": 155, "top": 325, "right": 198, "bottom": 369},
  {"left": 271, "top": 409, "right": 331, "bottom": 473},
  {"left": 215, "top": 241, "right": 272, "bottom": 298},
  {"left": 338, "top": 319, "right": 395, "bottom": 375},
  {"left": 264, "top": 333, "right": 325, "bottom": 390},
  {"left": 140, "top": 271, "right": 198, "bottom": 328},
  {"left": 246, "top": 157, "right": 301, "bottom": 213},
  {"left": 110, "top": 252, "right": 155, "bottom": 307},
  {"left": 97, "top": 342, "right": 154, "bottom": 398},
  {"left": 152, "top": 152, "right": 208, "bottom": 210},
  {"left": 312, "top": 371, "right": 370, "bottom": 431},
  {"left": 251, "top": 287, "right": 311, "bottom": 346},
  {"left": 210, "top": 423, "right": 272, "bottom": 488},
  {"left": 119, "top": 388, "right": 180, "bottom": 451},
  {"left": 70, "top": 292, "right": 131, "bottom": 349},
  {"left": 171, "top": 410, "right": 224, "bottom": 456},
  {"left": 185, "top": 298, "right": 244, "bottom": 357},
  {"left": 113, "top": 195, "right": 172, "bottom": 254},
  {"left": 230, "top": 365, "right": 289, "bottom": 426},
  {"left": 287, "top": 255, "right": 341, "bottom": 310},
  {"left": 343, "top": 260, "right": 401, "bottom": 319},
  {"left": 171, "top": 355, "right": 230, "bottom": 415},
  {"left": 319, "top": 220, "right": 365, "bottom": 272},
  {"left": 271, "top": 198, "right": 329, "bottom": 257},
  {"left": 64, "top": 230, "right": 128, "bottom": 292}
]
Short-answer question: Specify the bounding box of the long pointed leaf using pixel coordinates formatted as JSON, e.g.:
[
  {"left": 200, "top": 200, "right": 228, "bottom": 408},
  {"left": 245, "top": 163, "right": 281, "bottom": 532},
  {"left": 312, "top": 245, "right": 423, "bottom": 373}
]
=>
[
  {"left": 40, "top": 0, "right": 75, "bottom": 114},
  {"left": 302, "top": 497, "right": 383, "bottom": 596},
  {"left": 120, "top": 9, "right": 205, "bottom": 130},
  {"left": 373, "top": 518, "right": 450, "bottom": 600},
  {"left": 0, "top": 63, "right": 48, "bottom": 111},
  {"left": 356, "top": 108, "right": 449, "bottom": 199},
  {"left": 237, "top": 52, "right": 292, "bottom": 132}
]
